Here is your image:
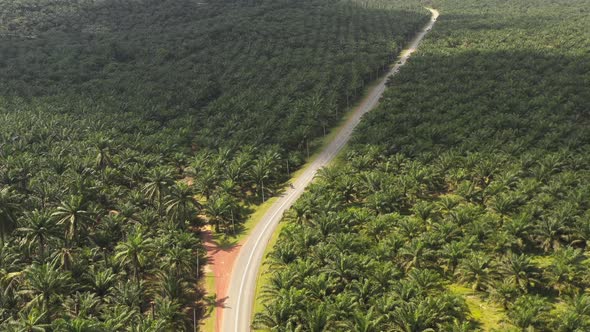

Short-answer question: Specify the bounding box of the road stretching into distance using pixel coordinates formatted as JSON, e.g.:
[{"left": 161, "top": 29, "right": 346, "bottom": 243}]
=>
[{"left": 221, "top": 8, "right": 439, "bottom": 332}]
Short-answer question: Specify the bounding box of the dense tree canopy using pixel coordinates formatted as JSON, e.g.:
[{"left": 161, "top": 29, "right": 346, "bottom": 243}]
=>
[
  {"left": 257, "top": 0, "right": 590, "bottom": 330},
  {"left": 0, "top": 0, "right": 429, "bottom": 329}
]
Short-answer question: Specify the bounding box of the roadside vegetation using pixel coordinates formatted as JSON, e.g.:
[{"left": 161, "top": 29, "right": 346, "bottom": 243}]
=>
[
  {"left": 0, "top": 0, "right": 428, "bottom": 329},
  {"left": 256, "top": 0, "right": 590, "bottom": 330}
]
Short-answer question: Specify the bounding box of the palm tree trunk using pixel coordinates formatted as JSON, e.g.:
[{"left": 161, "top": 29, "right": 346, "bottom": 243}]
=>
[
  {"left": 39, "top": 237, "right": 45, "bottom": 258},
  {"left": 133, "top": 256, "right": 140, "bottom": 284}
]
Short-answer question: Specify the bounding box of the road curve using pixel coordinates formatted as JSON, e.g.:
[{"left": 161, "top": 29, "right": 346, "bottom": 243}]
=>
[{"left": 221, "top": 8, "right": 439, "bottom": 332}]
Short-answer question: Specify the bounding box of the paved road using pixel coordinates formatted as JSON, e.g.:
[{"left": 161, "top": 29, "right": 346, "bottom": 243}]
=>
[{"left": 221, "top": 8, "right": 439, "bottom": 332}]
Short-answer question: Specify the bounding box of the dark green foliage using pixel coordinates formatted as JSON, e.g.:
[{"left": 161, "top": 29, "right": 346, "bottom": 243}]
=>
[
  {"left": 0, "top": 0, "right": 428, "bottom": 329},
  {"left": 258, "top": 0, "right": 590, "bottom": 330},
  {"left": 0, "top": 0, "right": 428, "bottom": 150}
]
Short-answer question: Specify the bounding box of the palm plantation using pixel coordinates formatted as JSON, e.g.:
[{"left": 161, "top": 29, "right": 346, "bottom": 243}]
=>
[{"left": 254, "top": 0, "right": 590, "bottom": 330}]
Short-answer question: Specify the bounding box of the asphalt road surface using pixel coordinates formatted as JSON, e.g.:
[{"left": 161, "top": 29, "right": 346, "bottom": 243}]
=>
[{"left": 221, "top": 8, "right": 440, "bottom": 332}]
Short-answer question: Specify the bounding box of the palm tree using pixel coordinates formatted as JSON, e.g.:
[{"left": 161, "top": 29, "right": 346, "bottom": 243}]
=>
[
  {"left": 5, "top": 308, "right": 50, "bottom": 331},
  {"left": 439, "top": 241, "right": 468, "bottom": 275},
  {"left": 488, "top": 279, "right": 519, "bottom": 310},
  {"left": 534, "top": 216, "right": 566, "bottom": 253},
  {"left": 0, "top": 251, "right": 21, "bottom": 318},
  {"left": 399, "top": 238, "right": 433, "bottom": 271},
  {"left": 507, "top": 295, "right": 549, "bottom": 331},
  {"left": 346, "top": 307, "right": 384, "bottom": 332},
  {"left": 142, "top": 168, "right": 174, "bottom": 216},
  {"left": 204, "top": 194, "right": 232, "bottom": 233},
  {"left": 490, "top": 193, "right": 517, "bottom": 223},
  {"left": 51, "top": 316, "right": 103, "bottom": 332},
  {"left": 252, "top": 302, "right": 295, "bottom": 330},
  {"left": 571, "top": 215, "right": 590, "bottom": 249},
  {"left": 412, "top": 201, "right": 435, "bottom": 222},
  {"left": 547, "top": 294, "right": 590, "bottom": 331},
  {"left": 545, "top": 247, "right": 584, "bottom": 296},
  {"left": 114, "top": 231, "right": 155, "bottom": 283},
  {"left": 63, "top": 291, "right": 102, "bottom": 318},
  {"left": 17, "top": 210, "right": 61, "bottom": 258},
  {"left": 455, "top": 253, "right": 494, "bottom": 292},
  {"left": 439, "top": 320, "right": 476, "bottom": 332},
  {"left": 193, "top": 168, "right": 218, "bottom": 201},
  {"left": 52, "top": 247, "right": 74, "bottom": 271},
  {"left": 0, "top": 186, "right": 21, "bottom": 246},
  {"left": 253, "top": 288, "right": 306, "bottom": 330},
  {"left": 20, "top": 262, "right": 72, "bottom": 317},
  {"left": 94, "top": 136, "right": 114, "bottom": 170},
  {"left": 552, "top": 311, "right": 590, "bottom": 332},
  {"left": 153, "top": 271, "right": 194, "bottom": 303},
  {"left": 83, "top": 266, "right": 117, "bottom": 299},
  {"left": 164, "top": 182, "right": 199, "bottom": 229},
  {"left": 350, "top": 278, "right": 378, "bottom": 307},
  {"left": 288, "top": 201, "right": 313, "bottom": 225},
  {"left": 153, "top": 296, "right": 187, "bottom": 330},
  {"left": 388, "top": 301, "right": 437, "bottom": 332},
  {"left": 498, "top": 252, "right": 539, "bottom": 293},
  {"left": 160, "top": 245, "right": 195, "bottom": 277},
  {"left": 52, "top": 195, "right": 92, "bottom": 246},
  {"left": 302, "top": 273, "right": 334, "bottom": 301},
  {"left": 250, "top": 158, "right": 271, "bottom": 203},
  {"left": 300, "top": 303, "right": 335, "bottom": 332},
  {"left": 260, "top": 271, "right": 297, "bottom": 302},
  {"left": 567, "top": 293, "right": 590, "bottom": 316},
  {"left": 502, "top": 213, "right": 532, "bottom": 251},
  {"left": 100, "top": 305, "right": 137, "bottom": 331},
  {"left": 111, "top": 281, "right": 145, "bottom": 312}
]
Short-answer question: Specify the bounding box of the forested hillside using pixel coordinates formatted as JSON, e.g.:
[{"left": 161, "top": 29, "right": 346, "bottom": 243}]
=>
[
  {"left": 258, "top": 0, "right": 590, "bottom": 330},
  {"left": 0, "top": 0, "right": 429, "bottom": 329}
]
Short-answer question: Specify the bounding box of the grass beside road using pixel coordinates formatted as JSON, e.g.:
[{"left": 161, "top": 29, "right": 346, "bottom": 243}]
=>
[
  {"left": 200, "top": 271, "right": 217, "bottom": 332},
  {"left": 251, "top": 221, "right": 286, "bottom": 327}
]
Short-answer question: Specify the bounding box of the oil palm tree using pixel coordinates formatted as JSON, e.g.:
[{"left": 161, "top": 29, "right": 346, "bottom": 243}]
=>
[
  {"left": 455, "top": 253, "right": 494, "bottom": 292},
  {"left": 94, "top": 136, "right": 114, "bottom": 170},
  {"left": 250, "top": 158, "right": 271, "bottom": 203},
  {"left": 507, "top": 295, "right": 549, "bottom": 331},
  {"left": 498, "top": 252, "right": 539, "bottom": 294},
  {"left": 0, "top": 186, "right": 21, "bottom": 246},
  {"left": 153, "top": 271, "right": 195, "bottom": 305},
  {"left": 399, "top": 238, "right": 433, "bottom": 271},
  {"left": 142, "top": 168, "right": 174, "bottom": 217},
  {"left": 20, "top": 262, "right": 72, "bottom": 317},
  {"left": 160, "top": 245, "right": 195, "bottom": 277},
  {"left": 153, "top": 296, "right": 187, "bottom": 330},
  {"left": 439, "top": 241, "right": 468, "bottom": 276},
  {"left": 300, "top": 303, "right": 335, "bottom": 332},
  {"left": 51, "top": 316, "right": 103, "bottom": 332},
  {"left": 17, "top": 210, "right": 61, "bottom": 258},
  {"left": 114, "top": 231, "right": 155, "bottom": 283},
  {"left": 83, "top": 266, "right": 117, "bottom": 299},
  {"left": 52, "top": 195, "right": 92, "bottom": 246},
  {"left": 204, "top": 193, "right": 232, "bottom": 233},
  {"left": 388, "top": 300, "right": 440, "bottom": 332},
  {"left": 5, "top": 308, "right": 50, "bottom": 332},
  {"left": 164, "top": 182, "right": 199, "bottom": 229},
  {"left": 545, "top": 247, "right": 585, "bottom": 296},
  {"left": 345, "top": 307, "right": 384, "bottom": 332}
]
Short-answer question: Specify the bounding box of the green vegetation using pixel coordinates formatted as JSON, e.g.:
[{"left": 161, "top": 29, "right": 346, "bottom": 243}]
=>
[
  {"left": 0, "top": 0, "right": 429, "bottom": 329},
  {"left": 256, "top": 0, "right": 590, "bottom": 330}
]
